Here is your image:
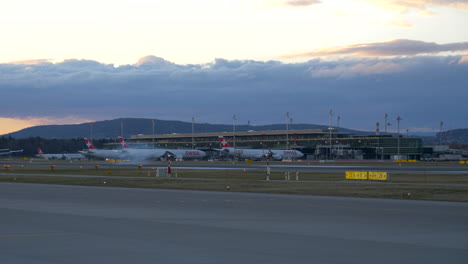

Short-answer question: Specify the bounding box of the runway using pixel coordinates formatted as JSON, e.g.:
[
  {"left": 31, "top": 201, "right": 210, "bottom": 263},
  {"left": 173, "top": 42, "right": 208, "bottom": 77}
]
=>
[
  {"left": 5, "top": 159, "right": 468, "bottom": 174},
  {"left": 1, "top": 183, "right": 467, "bottom": 263}
]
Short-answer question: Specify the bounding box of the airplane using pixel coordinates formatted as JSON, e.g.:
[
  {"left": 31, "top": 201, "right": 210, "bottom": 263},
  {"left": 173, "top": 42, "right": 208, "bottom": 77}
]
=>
[
  {"left": 117, "top": 137, "right": 167, "bottom": 160},
  {"left": 81, "top": 138, "right": 124, "bottom": 160},
  {"left": 36, "top": 147, "right": 85, "bottom": 160},
  {"left": 118, "top": 137, "right": 206, "bottom": 160},
  {"left": 167, "top": 149, "right": 206, "bottom": 160},
  {"left": 62, "top": 153, "right": 86, "bottom": 160},
  {"left": 0, "top": 149, "right": 23, "bottom": 156},
  {"left": 218, "top": 136, "right": 304, "bottom": 160},
  {"left": 218, "top": 136, "right": 271, "bottom": 160},
  {"left": 36, "top": 147, "right": 64, "bottom": 159}
]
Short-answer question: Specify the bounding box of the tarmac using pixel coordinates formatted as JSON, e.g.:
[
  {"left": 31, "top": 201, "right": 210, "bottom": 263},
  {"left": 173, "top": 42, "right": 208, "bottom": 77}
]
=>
[{"left": 1, "top": 182, "right": 468, "bottom": 263}]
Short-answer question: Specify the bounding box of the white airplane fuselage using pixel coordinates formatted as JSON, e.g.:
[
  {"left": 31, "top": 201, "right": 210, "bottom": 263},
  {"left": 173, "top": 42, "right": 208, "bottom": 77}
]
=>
[
  {"left": 269, "top": 149, "right": 304, "bottom": 160},
  {"left": 82, "top": 149, "right": 124, "bottom": 160},
  {"left": 36, "top": 153, "right": 64, "bottom": 159},
  {"left": 62, "top": 153, "right": 86, "bottom": 160},
  {"left": 121, "top": 148, "right": 168, "bottom": 160},
  {"left": 221, "top": 147, "right": 270, "bottom": 160},
  {"left": 168, "top": 149, "right": 206, "bottom": 160}
]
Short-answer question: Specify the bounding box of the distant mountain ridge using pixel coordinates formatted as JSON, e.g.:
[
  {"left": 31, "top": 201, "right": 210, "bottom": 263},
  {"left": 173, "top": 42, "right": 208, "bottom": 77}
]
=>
[
  {"left": 435, "top": 129, "right": 468, "bottom": 145},
  {"left": 3, "top": 118, "right": 368, "bottom": 139}
]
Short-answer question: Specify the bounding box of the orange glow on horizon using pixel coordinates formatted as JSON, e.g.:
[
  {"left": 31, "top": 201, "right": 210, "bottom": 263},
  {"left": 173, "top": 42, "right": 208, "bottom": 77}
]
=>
[
  {"left": 0, "top": 118, "right": 36, "bottom": 135},
  {"left": 0, "top": 117, "right": 95, "bottom": 135}
]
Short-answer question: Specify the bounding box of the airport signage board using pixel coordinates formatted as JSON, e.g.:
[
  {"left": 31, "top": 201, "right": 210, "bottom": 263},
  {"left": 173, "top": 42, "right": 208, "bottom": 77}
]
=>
[
  {"left": 368, "top": 171, "right": 388, "bottom": 181},
  {"left": 345, "top": 171, "right": 388, "bottom": 181},
  {"left": 345, "top": 171, "right": 368, "bottom": 180},
  {"left": 395, "top": 159, "right": 417, "bottom": 162}
]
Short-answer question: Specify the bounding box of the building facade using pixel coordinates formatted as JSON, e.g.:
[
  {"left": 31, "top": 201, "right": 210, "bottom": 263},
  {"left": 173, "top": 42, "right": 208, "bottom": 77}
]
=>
[{"left": 129, "top": 129, "right": 423, "bottom": 160}]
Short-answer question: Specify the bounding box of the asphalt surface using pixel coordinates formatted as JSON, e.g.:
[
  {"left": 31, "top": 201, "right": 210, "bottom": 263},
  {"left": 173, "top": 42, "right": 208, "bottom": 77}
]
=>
[
  {"left": 4, "top": 160, "right": 468, "bottom": 174},
  {"left": 1, "top": 183, "right": 467, "bottom": 264}
]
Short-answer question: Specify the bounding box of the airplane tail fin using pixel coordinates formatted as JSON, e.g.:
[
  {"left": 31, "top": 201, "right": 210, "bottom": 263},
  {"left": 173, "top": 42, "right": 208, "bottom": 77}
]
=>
[
  {"left": 84, "top": 138, "right": 97, "bottom": 149},
  {"left": 37, "top": 147, "right": 45, "bottom": 155},
  {"left": 218, "top": 136, "right": 232, "bottom": 148},
  {"left": 118, "top": 136, "right": 130, "bottom": 149}
]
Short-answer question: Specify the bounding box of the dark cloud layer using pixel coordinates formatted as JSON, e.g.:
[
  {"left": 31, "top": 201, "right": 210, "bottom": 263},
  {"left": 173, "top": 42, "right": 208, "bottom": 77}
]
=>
[
  {"left": 1, "top": 55, "right": 467, "bottom": 131},
  {"left": 283, "top": 39, "right": 468, "bottom": 58}
]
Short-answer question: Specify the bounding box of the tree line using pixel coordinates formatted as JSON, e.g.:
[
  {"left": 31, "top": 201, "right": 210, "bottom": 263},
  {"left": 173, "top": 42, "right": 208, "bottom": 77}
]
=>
[{"left": 0, "top": 136, "right": 116, "bottom": 157}]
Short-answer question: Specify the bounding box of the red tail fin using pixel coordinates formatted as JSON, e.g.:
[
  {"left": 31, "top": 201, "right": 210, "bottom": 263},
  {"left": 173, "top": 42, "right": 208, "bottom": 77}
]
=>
[
  {"left": 218, "top": 136, "right": 232, "bottom": 148},
  {"left": 37, "top": 147, "right": 44, "bottom": 155},
  {"left": 84, "top": 138, "right": 97, "bottom": 149},
  {"left": 118, "top": 137, "right": 130, "bottom": 149}
]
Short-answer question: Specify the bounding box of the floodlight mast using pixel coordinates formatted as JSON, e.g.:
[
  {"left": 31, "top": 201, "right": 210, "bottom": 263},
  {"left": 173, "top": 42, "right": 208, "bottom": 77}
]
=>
[
  {"left": 192, "top": 117, "right": 195, "bottom": 149},
  {"left": 396, "top": 116, "right": 402, "bottom": 159},
  {"left": 439, "top": 121, "right": 444, "bottom": 145},
  {"left": 120, "top": 119, "right": 124, "bottom": 138},
  {"left": 90, "top": 123, "right": 93, "bottom": 143},
  {"left": 384, "top": 113, "right": 388, "bottom": 133},
  {"left": 232, "top": 115, "right": 236, "bottom": 148},
  {"left": 329, "top": 109, "right": 333, "bottom": 160},
  {"left": 286, "top": 112, "right": 289, "bottom": 150},
  {"left": 152, "top": 119, "right": 155, "bottom": 148}
]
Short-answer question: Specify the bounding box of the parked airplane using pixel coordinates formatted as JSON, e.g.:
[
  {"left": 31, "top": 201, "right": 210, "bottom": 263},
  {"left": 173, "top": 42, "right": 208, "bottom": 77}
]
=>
[
  {"left": 36, "top": 147, "right": 85, "bottom": 160},
  {"left": 218, "top": 136, "right": 270, "bottom": 160},
  {"left": 63, "top": 153, "right": 86, "bottom": 160},
  {"left": 118, "top": 137, "right": 206, "bottom": 160},
  {"left": 168, "top": 149, "right": 206, "bottom": 160},
  {"left": 81, "top": 138, "right": 124, "bottom": 160},
  {"left": 218, "top": 136, "right": 303, "bottom": 160},
  {"left": 0, "top": 149, "right": 23, "bottom": 156},
  {"left": 36, "top": 147, "right": 63, "bottom": 159},
  {"left": 117, "top": 137, "right": 167, "bottom": 160}
]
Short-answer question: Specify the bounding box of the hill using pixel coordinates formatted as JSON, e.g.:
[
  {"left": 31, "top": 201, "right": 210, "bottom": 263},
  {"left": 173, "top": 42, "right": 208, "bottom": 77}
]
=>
[
  {"left": 435, "top": 129, "right": 468, "bottom": 145},
  {"left": 3, "top": 118, "right": 368, "bottom": 139}
]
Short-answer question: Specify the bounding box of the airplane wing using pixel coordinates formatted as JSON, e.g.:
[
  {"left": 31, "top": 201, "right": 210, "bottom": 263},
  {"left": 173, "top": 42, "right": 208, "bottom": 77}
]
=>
[{"left": 0, "top": 149, "right": 23, "bottom": 155}]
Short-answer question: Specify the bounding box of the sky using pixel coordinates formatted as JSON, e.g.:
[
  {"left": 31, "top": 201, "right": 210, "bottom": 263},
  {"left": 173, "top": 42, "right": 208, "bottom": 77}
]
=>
[{"left": 1, "top": 0, "right": 467, "bottom": 135}]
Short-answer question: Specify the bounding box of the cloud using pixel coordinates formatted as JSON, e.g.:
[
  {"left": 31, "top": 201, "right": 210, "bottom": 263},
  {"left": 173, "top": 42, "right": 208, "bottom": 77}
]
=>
[
  {"left": 459, "top": 55, "right": 468, "bottom": 64},
  {"left": 0, "top": 54, "right": 467, "bottom": 133},
  {"left": 282, "top": 39, "right": 468, "bottom": 58},
  {"left": 310, "top": 60, "right": 404, "bottom": 78},
  {"left": 283, "top": 0, "right": 321, "bottom": 6},
  {"left": 361, "top": 0, "right": 468, "bottom": 13},
  {"left": 253, "top": 0, "right": 321, "bottom": 7},
  {"left": 6, "top": 59, "right": 54, "bottom": 65},
  {"left": 134, "top": 56, "right": 175, "bottom": 67},
  {"left": 386, "top": 18, "right": 413, "bottom": 28}
]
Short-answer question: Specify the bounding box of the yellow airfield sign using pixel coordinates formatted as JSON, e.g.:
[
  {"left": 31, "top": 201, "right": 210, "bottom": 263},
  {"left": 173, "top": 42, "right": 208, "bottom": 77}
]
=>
[
  {"left": 368, "top": 171, "right": 388, "bottom": 181},
  {"left": 346, "top": 171, "right": 388, "bottom": 181},
  {"left": 345, "top": 171, "right": 368, "bottom": 180}
]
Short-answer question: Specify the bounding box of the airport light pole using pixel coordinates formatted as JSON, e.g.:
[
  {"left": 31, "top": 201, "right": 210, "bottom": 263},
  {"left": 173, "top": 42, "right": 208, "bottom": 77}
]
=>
[
  {"left": 90, "top": 123, "right": 93, "bottom": 143},
  {"left": 385, "top": 113, "right": 388, "bottom": 133},
  {"left": 329, "top": 109, "right": 333, "bottom": 160},
  {"left": 120, "top": 119, "right": 124, "bottom": 139},
  {"left": 439, "top": 121, "right": 444, "bottom": 145},
  {"left": 376, "top": 122, "right": 380, "bottom": 159},
  {"left": 286, "top": 112, "right": 289, "bottom": 150},
  {"left": 152, "top": 119, "right": 155, "bottom": 149},
  {"left": 232, "top": 115, "right": 236, "bottom": 148},
  {"left": 192, "top": 117, "right": 195, "bottom": 149},
  {"left": 396, "top": 116, "right": 402, "bottom": 159}
]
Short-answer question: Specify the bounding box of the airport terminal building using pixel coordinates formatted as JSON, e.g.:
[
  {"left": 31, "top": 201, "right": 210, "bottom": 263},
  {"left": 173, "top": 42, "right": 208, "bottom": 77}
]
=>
[{"left": 129, "top": 129, "right": 423, "bottom": 160}]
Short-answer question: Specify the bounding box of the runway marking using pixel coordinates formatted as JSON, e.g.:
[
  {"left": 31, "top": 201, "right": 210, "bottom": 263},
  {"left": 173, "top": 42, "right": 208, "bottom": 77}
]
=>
[{"left": 0, "top": 233, "right": 65, "bottom": 238}]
